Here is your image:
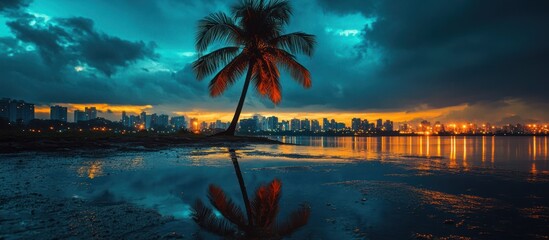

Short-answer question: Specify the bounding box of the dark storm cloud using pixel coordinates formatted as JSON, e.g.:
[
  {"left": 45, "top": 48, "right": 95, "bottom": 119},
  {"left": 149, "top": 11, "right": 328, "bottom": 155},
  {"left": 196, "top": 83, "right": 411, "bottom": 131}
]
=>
[
  {"left": 0, "top": 0, "right": 31, "bottom": 12},
  {"left": 7, "top": 15, "right": 157, "bottom": 76},
  {"left": 1, "top": 0, "right": 549, "bottom": 122},
  {"left": 315, "top": 0, "right": 376, "bottom": 15},
  {"left": 315, "top": 0, "right": 549, "bottom": 109},
  {"left": 0, "top": 48, "right": 198, "bottom": 106}
]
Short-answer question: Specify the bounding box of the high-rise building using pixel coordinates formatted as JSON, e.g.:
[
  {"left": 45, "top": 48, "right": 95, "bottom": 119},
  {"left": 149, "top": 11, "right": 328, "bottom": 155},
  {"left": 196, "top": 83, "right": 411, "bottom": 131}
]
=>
[
  {"left": 239, "top": 118, "right": 257, "bottom": 132},
  {"left": 290, "top": 118, "right": 300, "bottom": 131},
  {"left": 322, "top": 118, "right": 330, "bottom": 131},
  {"left": 85, "top": 107, "right": 97, "bottom": 120},
  {"left": 50, "top": 105, "right": 67, "bottom": 122},
  {"left": 376, "top": 119, "right": 383, "bottom": 130},
  {"left": 280, "top": 120, "right": 290, "bottom": 131},
  {"left": 19, "top": 101, "right": 34, "bottom": 124},
  {"left": 140, "top": 112, "right": 147, "bottom": 124},
  {"left": 157, "top": 114, "right": 169, "bottom": 127},
  {"left": 145, "top": 115, "right": 152, "bottom": 129},
  {"left": 121, "top": 111, "right": 129, "bottom": 127},
  {"left": 171, "top": 116, "right": 186, "bottom": 129},
  {"left": 129, "top": 115, "right": 140, "bottom": 128},
  {"left": 361, "top": 119, "right": 370, "bottom": 131},
  {"left": 311, "top": 119, "right": 320, "bottom": 132},
  {"left": 300, "top": 118, "right": 311, "bottom": 131},
  {"left": 266, "top": 116, "right": 279, "bottom": 131},
  {"left": 252, "top": 115, "right": 265, "bottom": 131},
  {"left": 0, "top": 98, "right": 34, "bottom": 124},
  {"left": 74, "top": 110, "right": 87, "bottom": 122},
  {"left": 383, "top": 120, "right": 394, "bottom": 132},
  {"left": 214, "top": 120, "right": 228, "bottom": 130},
  {"left": 190, "top": 118, "right": 199, "bottom": 132},
  {"left": 0, "top": 98, "right": 9, "bottom": 121},
  {"left": 351, "top": 118, "right": 361, "bottom": 131},
  {"left": 330, "top": 119, "right": 337, "bottom": 130},
  {"left": 200, "top": 121, "right": 208, "bottom": 131}
]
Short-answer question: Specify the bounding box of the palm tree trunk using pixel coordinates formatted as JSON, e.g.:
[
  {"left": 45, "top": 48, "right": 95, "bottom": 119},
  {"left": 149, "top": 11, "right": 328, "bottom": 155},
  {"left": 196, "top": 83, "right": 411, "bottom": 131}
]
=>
[
  {"left": 223, "top": 62, "right": 254, "bottom": 136},
  {"left": 229, "top": 149, "right": 254, "bottom": 227}
]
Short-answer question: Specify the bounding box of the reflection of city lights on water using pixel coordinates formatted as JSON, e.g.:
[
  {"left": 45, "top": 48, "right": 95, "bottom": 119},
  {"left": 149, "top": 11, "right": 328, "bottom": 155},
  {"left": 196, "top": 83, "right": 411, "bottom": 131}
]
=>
[{"left": 78, "top": 161, "right": 103, "bottom": 179}]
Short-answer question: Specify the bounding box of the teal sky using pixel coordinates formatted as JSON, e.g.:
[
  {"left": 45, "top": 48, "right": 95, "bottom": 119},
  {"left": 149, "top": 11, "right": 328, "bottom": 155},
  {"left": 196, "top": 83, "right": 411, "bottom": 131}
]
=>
[{"left": 1, "top": 0, "right": 548, "bottom": 124}]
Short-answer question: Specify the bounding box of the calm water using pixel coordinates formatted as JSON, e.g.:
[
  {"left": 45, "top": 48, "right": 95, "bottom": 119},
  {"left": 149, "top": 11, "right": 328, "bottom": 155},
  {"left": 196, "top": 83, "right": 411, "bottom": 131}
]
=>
[
  {"left": 1, "top": 136, "right": 548, "bottom": 239},
  {"left": 267, "top": 136, "right": 549, "bottom": 173}
]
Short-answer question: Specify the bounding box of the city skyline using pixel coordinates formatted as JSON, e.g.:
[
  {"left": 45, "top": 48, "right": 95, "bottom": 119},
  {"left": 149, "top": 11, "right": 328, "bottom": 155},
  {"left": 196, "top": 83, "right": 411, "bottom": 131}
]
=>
[
  {"left": 5, "top": 97, "right": 548, "bottom": 132},
  {"left": 22, "top": 101, "right": 548, "bottom": 127}
]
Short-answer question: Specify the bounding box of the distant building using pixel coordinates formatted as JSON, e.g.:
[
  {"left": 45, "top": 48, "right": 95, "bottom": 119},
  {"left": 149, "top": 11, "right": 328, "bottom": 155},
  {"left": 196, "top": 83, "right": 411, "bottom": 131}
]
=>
[
  {"left": 50, "top": 105, "right": 67, "bottom": 122},
  {"left": 266, "top": 116, "right": 278, "bottom": 131},
  {"left": 322, "top": 118, "right": 330, "bottom": 131},
  {"left": 171, "top": 116, "right": 186, "bottom": 129},
  {"left": 140, "top": 112, "right": 147, "bottom": 124},
  {"left": 361, "top": 119, "right": 370, "bottom": 131},
  {"left": 190, "top": 118, "right": 199, "bottom": 132},
  {"left": 300, "top": 119, "right": 311, "bottom": 131},
  {"left": 157, "top": 114, "right": 169, "bottom": 127},
  {"left": 145, "top": 115, "right": 152, "bottom": 129},
  {"left": 280, "top": 120, "right": 290, "bottom": 131},
  {"left": 213, "top": 120, "right": 229, "bottom": 130},
  {"left": 129, "top": 115, "right": 141, "bottom": 128},
  {"left": 74, "top": 110, "right": 87, "bottom": 122},
  {"left": 290, "top": 118, "right": 300, "bottom": 131},
  {"left": 85, "top": 107, "right": 97, "bottom": 120},
  {"left": 0, "top": 98, "right": 9, "bottom": 121},
  {"left": 121, "top": 111, "right": 130, "bottom": 127},
  {"left": 311, "top": 119, "right": 321, "bottom": 132},
  {"left": 383, "top": 120, "right": 393, "bottom": 131},
  {"left": 351, "top": 118, "right": 361, "bottom": 131},
  {"left": 239, "top": 118, "right": 257, "bottom": 132},
  {"left": 200, "top": 121, "right": 208, "bottom": 131},
  {"left": 0, "top": 98, "right": 35, "bottom": 124},
  {"left": 376, "top": 119, "right": 383, "bottom": 130}
]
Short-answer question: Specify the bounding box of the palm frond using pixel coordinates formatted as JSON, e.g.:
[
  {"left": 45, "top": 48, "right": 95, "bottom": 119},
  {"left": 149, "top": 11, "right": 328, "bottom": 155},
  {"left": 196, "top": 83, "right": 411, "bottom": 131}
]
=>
[
  {"left": 193, "top": 47, "right": 241, "bottom": 80},
  {"left": 196, "top": 12, "right": 243, "bottom": 53},
  {"left": 270, "top": 48, "right": 312, "bottom": 88},
  {"left": 207, "top": 185, "right": 248, "bottom": 229},
  {"left": 274, "top": 203, "right": 311, "bottom": 237},
  {"left": 253, "top": 57, "right": 282, "bottom": 104},
  {"left": 192, "top": 199, "right": 237, "bottom": 237},
  {"left": 270, "top": 32, "right": 316, "bottom": 56},
  {"left": 233, "top": 0, "right": 285, "bottom": 40},
  {"left": 250, "top": 179, "right": 282, "bottom": 228},
  {"left": 208, "top": 53, "right": 249, "bottom": 97},
  {"left": 264, "top": 0, "right": 292, "bottom": 25}
]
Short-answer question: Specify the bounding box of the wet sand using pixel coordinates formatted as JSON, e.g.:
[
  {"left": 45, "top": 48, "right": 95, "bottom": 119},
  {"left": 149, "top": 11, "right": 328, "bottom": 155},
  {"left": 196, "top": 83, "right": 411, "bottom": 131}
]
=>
[
  {"left": 0, "top": 134, "right": 282, "bottom": 153},
  {"left": 1, "top": 143, "right": 548, "bottom": 239}
]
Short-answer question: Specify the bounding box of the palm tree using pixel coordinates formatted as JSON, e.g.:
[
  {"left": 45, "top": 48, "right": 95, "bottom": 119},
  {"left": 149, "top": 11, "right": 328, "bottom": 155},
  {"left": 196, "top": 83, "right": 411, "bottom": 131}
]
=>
[
  {"left": 192, "top": 179, "right": 311, "bottom": 239},
  {"left": 193, "top": 0, "right": 316, "bottom": 136}
]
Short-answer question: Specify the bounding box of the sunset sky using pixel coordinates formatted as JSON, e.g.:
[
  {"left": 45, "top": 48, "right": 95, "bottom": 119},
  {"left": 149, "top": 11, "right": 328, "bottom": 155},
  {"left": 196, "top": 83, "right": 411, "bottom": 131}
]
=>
[{"left": 1, "top": 0, "right": 548, "bottom": 125}]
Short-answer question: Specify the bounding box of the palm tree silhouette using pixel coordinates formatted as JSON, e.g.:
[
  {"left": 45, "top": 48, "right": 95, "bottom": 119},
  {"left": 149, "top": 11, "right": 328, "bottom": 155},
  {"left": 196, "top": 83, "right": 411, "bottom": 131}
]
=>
[
  {"left": 193, "top": 0, "right": 316, "bottom": 136},
  {"left": 192, "top": 179, "right": 310, "bottom": 239}
]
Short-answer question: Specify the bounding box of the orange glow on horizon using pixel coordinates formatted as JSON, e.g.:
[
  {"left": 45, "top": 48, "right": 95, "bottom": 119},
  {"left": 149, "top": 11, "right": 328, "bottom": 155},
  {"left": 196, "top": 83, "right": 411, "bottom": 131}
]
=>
[
  {"left": 35, "top": 103, "right": 154, "bottom": 115},
  {"left": 175, "top": 104, "right": 468, "bottom": 125}
]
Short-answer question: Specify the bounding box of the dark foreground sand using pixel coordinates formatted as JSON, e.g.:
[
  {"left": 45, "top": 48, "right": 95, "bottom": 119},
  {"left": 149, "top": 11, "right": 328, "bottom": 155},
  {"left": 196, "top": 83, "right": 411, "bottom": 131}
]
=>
[{"left": 0, "top": 134, "right": 282, "bottom": 154}]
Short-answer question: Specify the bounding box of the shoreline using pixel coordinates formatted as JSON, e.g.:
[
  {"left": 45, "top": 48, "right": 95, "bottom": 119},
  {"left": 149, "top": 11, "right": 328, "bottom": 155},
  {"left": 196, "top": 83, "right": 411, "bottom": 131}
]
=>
[{"left": 0, "top": 134, "right": 284, "bottom": 154}]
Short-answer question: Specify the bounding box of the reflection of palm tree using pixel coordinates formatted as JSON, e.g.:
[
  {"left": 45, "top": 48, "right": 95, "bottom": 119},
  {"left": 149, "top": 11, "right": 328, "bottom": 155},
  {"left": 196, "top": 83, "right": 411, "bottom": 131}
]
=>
[
  {"left": 193, "top": 0, "right": 316, "bottom": 136},
  {"left": 192, "top": 179, "right": 310, "bottom": 239}
]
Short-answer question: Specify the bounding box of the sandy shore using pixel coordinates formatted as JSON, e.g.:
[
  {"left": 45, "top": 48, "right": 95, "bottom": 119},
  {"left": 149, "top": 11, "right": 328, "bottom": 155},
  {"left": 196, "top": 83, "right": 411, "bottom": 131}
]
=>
[{"left": 0, "top": 134, "right": 282, "bottom": 154}]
